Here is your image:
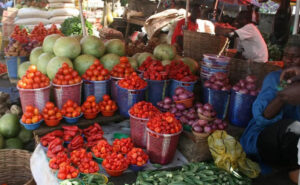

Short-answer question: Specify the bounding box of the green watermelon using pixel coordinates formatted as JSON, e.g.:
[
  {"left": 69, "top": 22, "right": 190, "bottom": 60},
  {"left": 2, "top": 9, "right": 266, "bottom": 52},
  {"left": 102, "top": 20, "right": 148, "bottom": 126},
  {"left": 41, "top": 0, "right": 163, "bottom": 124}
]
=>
[
  {"left": 43, "top": 34, "right": 62, "bottom": 53},
  {"left": 18, "top": 127, "right": 32, "bottom": 143},
  {"left": 100, "top": 54, "right": 120, "bottom": 71},
  {"left": 74, "top": 54, "right": 97, "bottom": 76},
  {"left": 18, "top": 61, "right": 30, "bottom": 78},
  {"left": 137, "top": 52, "right": 154, "bottom": 66},
  {"left": 81, "top": 36, "right": 106, "bottom": 58},
  {"left": 5, "top": 138, "right": 23, "bottom": 149},
  {"left": 128, "top": 57, "right": 138, "bottom": 70},
  {"left": 153, "top": 44, "right": 176, "bottom": 61},
  {"left": 53, "top": 37, "right": 81, "bottom": 59},
  {"left": 37, "top": 53, "right": 55, "bottom": 74},
  {"left": 105, "top": 39, "right": 126, "bottom": 56},
  {"left": 47, "top": 56, "right": 73, "bottom": 80},
  {"left": 0, "top": 113, "right": 20, "bottom": 138},
  {"left": 30, "top": 47, "right": 43, "bottom": 65}
]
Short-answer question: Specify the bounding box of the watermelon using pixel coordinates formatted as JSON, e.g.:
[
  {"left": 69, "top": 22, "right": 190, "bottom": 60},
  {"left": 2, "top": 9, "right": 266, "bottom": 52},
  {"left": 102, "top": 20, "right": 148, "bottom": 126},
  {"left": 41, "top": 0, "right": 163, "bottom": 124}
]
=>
[
  {"left": 30, "top": 47, "right": 43, "bottom": 65},
  {"left": 5, "top": 138, "right": 23, "bottom": 149},
  {"left": 132, "top": 53, "right": 140, "bottom": 61},
  {"left": 37, "top": 53, "right": 55, "bottom": 74},
  {"left": 153, "top": 44, "right": 176, "bottom": 61},
  {"left": 53, "top": 37, "right": 81, "bottom": 59},
  {"left": 137, "top": 52, "right": 154, "bottom": 66},
  {"left": 100, "top": 53, "right": 120, "bottom": 71},
  {"left": 0, "top": 113, "right": 20, "bottom": 138},
  {"left": 43, "top": 34, "right": 62, "bottom": 53},
  {"left": 47, "top": 56, "right": 73, "bottom": 80},
  {"left": 81, "top": 36, "right": 106, "bottom": 58},
  {"left": 128, "top": 57, "right": 138, "bottom": 70},
  {"left": 105, "top": 39, "right": 126, "bottom": 56},
  {"left": 161, "top": 60, "right": 171, "bottom": 66},
  {"left": 71, "top": 35, "right": 83, "bottom": 42},
  {"left": 0, "top": 134, "right": 3, "bottom": 149},
  {"left": 18, "top": 127, "right": 32, "bottom": 143},
  {"left": 182, "top": 57, "right": 199, "bottom": 74},
  {"left": 18, "top": 61, "right": 30, "bottom": 78},
  {"left": 74, "top": 54, "right": 97, "bottom": 76}
]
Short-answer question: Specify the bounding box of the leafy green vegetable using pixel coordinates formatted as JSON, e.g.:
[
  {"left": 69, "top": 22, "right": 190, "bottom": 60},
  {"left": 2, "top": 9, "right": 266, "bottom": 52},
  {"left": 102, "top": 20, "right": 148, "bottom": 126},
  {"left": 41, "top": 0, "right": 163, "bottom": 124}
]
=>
[
  {"left": 81, "top": 173, "right": 111, "bottom": 185},
  {"left": 60, "top": 16, "right": 93, "bottom": 36},
  {"left": 59, "top": 179, "right": 82, "bottom": 185}
]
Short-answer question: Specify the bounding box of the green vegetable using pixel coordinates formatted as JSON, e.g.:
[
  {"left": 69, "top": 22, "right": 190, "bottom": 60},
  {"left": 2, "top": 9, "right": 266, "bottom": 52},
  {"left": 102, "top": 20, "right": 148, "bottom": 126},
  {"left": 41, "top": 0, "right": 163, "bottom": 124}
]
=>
[
  {"left": 59, "top": 179, "right": 82, "bottom": 185},
  {"left": 81, "top": 173, "right": 110, "bottom": 185},
  {"left": 61, "top": 16, "right": 93, "bottom": 36}
]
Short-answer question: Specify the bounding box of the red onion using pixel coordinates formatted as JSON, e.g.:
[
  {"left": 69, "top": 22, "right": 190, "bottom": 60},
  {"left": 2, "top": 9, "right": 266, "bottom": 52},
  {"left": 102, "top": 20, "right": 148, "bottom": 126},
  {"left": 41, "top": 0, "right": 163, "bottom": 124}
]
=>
[
  {"left": 204, "top": 81, "right": 211, "bottom": 88},
  {"left": 211, "top": 84, "right": 221, "bottom": 90},
  {"left": 170, "top": 107, "right": 177, "bottom": 114},
  {"left": 211, "top": 111, "right": 217, "bottom": 117},
  {"left": 176, "top": 103, "right": 185, "bottom": 111},
  {"left": 163, "top": 97, "right": 172, "bottom": 104},
  {"left": 175, "top": 87, "right": 185, "bottom": 95},
  {"left": 246, "top": 75, "right": 257, "bottom": 83},
  {"left": 211, "top": 124, "right": 217, "bottom": 130},
  {"left": 204, "top": 126, "right": 212, "bottom": 133},
  {"left": 214, "top": 119, "right": 222, "bottom": 124},
  {"left": 215, "top": 72, "right": 227, "bottom": 80},
  {"left": 203, "top": 104, "right": 213, "bottom": 111},
  {"left": 198, "top": 120, "right": 208, "bottom": 126},
  {"left": 246, "top": 83, "right": 256, "bottom": 91},
  {"left": 239, "top": 89, "right": 249, "bottom": 94},
  {"left": 180, "top": 116, "right": 188, "bottom": 124},
  {"left": 203, "top": 111, "right": 212, "bottom": 117},
  {"left": 195, "top": 103, "right": 203, "bottom": 109},
  {"left": 178, "top": 93, "right": 188, "bottom": 100},
  {"left": 217, "top": 124, "right": 225, "bottom": 130},
  {"left": 163, "top": 104, "right": 171, "bottom": 109},
  {"left": 232, "top": 86, "right": 240, "bottom": 91},
  {"left": 197, "top": 107, "right": 204, "bottom": 114},
  {"left": 239, "top": 80, "right": 246, "bottom": 87},
  {"left": 193, "top": 125, "right": 203, "bottom": 133},
  {"left": 175, "top": 112, "right": 182, "bottom": 117}
]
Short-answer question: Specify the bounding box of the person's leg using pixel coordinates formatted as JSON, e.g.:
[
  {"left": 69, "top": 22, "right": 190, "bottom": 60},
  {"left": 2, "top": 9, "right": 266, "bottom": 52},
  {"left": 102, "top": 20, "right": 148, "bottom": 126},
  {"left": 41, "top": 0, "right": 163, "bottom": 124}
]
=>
[{"left": 257, "top": 119, "right": 300, "bottom": 183}]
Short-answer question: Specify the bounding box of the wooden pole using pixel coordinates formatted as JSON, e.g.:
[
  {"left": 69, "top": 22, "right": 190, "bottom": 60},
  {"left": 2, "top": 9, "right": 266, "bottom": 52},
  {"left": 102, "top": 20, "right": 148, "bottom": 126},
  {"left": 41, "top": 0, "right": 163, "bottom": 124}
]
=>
[
  {"left": 293, "top": 0, "right": 300, "bottom": 34},
  {"left": 79, "top": 0, "right": 87, "bottom": 37},
  {"left": 185, "top": 0, "right": 190, "bottom": 28}
]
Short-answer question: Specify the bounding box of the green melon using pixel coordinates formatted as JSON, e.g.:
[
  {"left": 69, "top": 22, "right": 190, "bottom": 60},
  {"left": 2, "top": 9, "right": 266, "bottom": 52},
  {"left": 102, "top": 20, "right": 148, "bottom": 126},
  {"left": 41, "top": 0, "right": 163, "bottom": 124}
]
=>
[
  {"left": 137, "top": 52, "right": 154, "bottom": 66},
  {"left": 128, "top": 57, "right": 138, "bottom": 70},
  {"left": 153, "top": 44, "right": 176, "bottom": 61},
  {"left": 47, "top": 56, "right": 73, "bottom": 80},
  {"left": 105, "top": 39, "right": 126, "bottom": 56},
  {"left": 0, "top": 113, "right": 20, "bottom": 138},
  {"left": 53, "top": 37, "right": 81, "bottom": 59},
  {"left": 74, "top": 54, "right": 97, "bottom": 76},
  {"left": 100, "top": 53, "right": 120, "bottom": 71},
  {"left": 43, "top": 34, "right": 62, "bottom": 53},
  {"left": 18, "top": 127, "right": 32, "bottom": 143},
  {"left": 81, "top": 36, "right": 106, "bottom": 58},
  {"left": 182, "top": 57, "right": 199, "bottom": 74},
  {"left": 37, "top": 53, "right": 55, "bottom": 74},
  {"left": 18, "top": 61, "right": 30, "bottom": 78},
  {"left": 5, "top": 138, "right": 23, "bottom": 149},
  {"left": 30, "top": 47, "right": 43, "bottom": 65}
]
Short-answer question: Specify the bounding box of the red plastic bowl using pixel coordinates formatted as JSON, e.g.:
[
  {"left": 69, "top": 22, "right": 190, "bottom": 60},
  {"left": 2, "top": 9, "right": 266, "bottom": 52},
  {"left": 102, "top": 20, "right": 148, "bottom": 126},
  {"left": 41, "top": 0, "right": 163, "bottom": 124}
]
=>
[
  {"left": 101, "top": 110, "right": 116, "bottom": 117},
  {"left": 102, "top": 165, "right": 127, "bottom": 177},
  {"left": 174, "top": 97, "right": 194, "bottom": 108},
  {"left": 44, "top": 118, "right": 62, "bottom": 127},
  {"left": 84, "top": 111, "right": 99, "bottom": 119}
]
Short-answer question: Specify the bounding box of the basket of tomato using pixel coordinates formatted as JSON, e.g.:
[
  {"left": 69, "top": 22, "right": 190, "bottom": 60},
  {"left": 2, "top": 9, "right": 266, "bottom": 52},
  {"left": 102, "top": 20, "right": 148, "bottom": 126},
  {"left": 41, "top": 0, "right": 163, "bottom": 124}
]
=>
[
  {"left": 128, "top": 101, "right": 160, "bottom": 148},
  {"left": 81, "top": 95, "right": 99, "bottom": 119},
  {"left": 20, "top": 105, "right": 43, "bottom": 130},
  {"left": 82, "top": 60, "right": 111, "bottom": 102},
  {"left": 102, "top": 153, "right": 129, "bottom": 176},
  {"left": 42, "top": 102, "right": 63, "bottom": 127},
  {"left": 52, "top": 63, "right": 82, "bottom": 109},
  {"left": 99, "top": 95, "right": 118, "bottom": 117},
  {"left": 17, "top": 65, "right": 51, "bottom": 112},
  {"left": 127, "top": 147, "right": 149, "bottom": 172},
  {"left": 146, "top": 112, "right": 182, "bottom": 164},
  {"left": 61, "top": 100, "right": 82, "bottom": 124},
  {"left": 110, "top": 57, "right": 134, "bottom": 101},
  {"left": 116, "top": 72, "right": 147, "bottom": 117}
]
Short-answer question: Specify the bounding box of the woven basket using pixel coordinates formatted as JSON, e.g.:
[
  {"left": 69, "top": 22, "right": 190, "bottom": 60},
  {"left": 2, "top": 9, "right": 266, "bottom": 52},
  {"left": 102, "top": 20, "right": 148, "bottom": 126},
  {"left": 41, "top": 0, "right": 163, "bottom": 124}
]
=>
[
  {"left": 183, "top": 30, "right": 229, "bottom": 61},
  {"left": 0, "top": 149, "right": 36, "bottom": 185},
  {"left": 229, "top": 58, "right": 281, "bottom": 87}
]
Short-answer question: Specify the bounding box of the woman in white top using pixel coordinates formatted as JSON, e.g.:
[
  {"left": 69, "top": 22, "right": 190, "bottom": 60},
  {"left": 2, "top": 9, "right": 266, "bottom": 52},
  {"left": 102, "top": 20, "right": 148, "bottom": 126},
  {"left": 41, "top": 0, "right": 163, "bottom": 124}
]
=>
[{"left": 227, "top": 11, "right": 269, "bottom": 63}]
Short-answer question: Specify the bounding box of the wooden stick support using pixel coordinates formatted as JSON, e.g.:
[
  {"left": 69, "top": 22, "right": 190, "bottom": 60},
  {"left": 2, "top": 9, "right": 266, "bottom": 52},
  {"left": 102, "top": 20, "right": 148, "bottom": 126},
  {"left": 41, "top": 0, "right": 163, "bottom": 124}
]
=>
[{"left": 78, "top": 0, "right": 87, "bottom": 37}]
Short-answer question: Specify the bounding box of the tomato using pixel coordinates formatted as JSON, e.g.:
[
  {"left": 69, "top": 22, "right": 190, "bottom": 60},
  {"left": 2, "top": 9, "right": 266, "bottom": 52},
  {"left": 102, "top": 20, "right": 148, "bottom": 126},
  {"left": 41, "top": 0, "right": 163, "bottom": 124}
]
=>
[
  {"left": 82, "top": 61, "right": 110, "bottom": 81},
  {"left": 112, "top": 138, "right": 134, "bottom": 154},
  {"left": 118, "top": 72, "right": 147, "bottom": 90},
  {"left": 127, "top": 148, "right": 149, "bottom": 166},
  {"left": 129, "top": 101, "right": 159, "bottom": 119},
  {"left": 22, "top": 105, "right": 42, "bottom": 124},
  {"left": 86, "top": 96, "right": 96, "bottom": 103},
  {"left": 52, "top": 63, "right": 81, "bottom": 85},
  {"left": 147, "top": 112, "right": 182, "bottom": 134},
  {"left": 102, "top": 152, "right": 128, "bottom": 171}
]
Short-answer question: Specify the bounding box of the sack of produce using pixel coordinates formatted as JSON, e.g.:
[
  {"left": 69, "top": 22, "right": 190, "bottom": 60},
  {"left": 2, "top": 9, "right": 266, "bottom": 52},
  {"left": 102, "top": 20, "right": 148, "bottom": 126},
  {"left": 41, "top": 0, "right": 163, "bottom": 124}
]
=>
[
  {"left": 49, "top": 8, "right": 79, "bottom": 17},
  {"left": 208, "top": 130, "right": 260, "bottom": 178},
  {"left": 49, "top": 3, "right": 75, "bottom": 9},
  {"left": 17, "top": 8, "right": 50, "bottom": 19},
  {"left": 14, "top": 18, "right": 51, "bottom": 26},
  {"left": 49, "top": 16, "right": 72, "bottom": 24}
]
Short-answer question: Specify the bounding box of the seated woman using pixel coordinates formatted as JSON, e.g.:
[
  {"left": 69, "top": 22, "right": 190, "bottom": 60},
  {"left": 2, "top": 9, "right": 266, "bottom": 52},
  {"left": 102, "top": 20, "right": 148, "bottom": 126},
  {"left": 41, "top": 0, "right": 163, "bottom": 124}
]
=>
[{"left": 240, "top": 34, "right": 300, "bottom": 183}]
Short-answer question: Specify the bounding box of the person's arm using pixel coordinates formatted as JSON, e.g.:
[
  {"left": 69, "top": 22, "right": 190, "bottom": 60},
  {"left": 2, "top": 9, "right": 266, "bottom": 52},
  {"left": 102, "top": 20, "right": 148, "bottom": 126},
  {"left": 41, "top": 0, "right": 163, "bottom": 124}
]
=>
[
  {"left": 171, "top": 20, "right": 183, "bottom": 45},
  {"left": 263, "top": 95, "right": 284, "bottom": 119},
  {"left": 235, "top": 24, "right": 255, "bottom": 40},
  {"left": 278, "top": 82, "right": 300, "bottom": 105}
]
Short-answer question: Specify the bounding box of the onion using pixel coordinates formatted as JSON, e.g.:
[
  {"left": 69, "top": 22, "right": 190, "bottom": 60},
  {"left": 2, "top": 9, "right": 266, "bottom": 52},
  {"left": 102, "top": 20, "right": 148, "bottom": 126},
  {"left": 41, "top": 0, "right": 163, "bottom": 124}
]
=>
[
  {"left": 203, "top": 111, "right": 212, "bottom": 117},
  {"left": 204, "top": 81, "right": 211, "bottom": 88},
  {"left": 195, "top": 103, "right": 203, "bottom": 109},
  {"left": 178, "top": 93, "right": 188, "bottom": 100},
  {"left": 176, "top": 103, "right": 186, "bottom": 111},
  {"left": 246, "top": 83, "right": 256, "bottom": 91},
  {"left": 187, "top": 91, "right": 194, "bottom": 98},
  {"left": 175, "top": 112, "right": 182, "bottom": 117},
  {"left": 221, "top": 86, "right": 231, "bottom": 91},
  {"left": 212, "top": 124, "right": 217, "bottom": 130},
  {"left": 203, "top": 104, "right": 213, "bottom": 111},
  {"left": 246, "top": 75, "right": 257, "bottom": 83},
  {"left": 187, "top": 113, "right": 195, "bottom": 119},
  {"left": 204, "top": 126, "right": 212, "bottom": 133},
  {"left": 163, "top": 97, "right": 172, "bottom": 105},
  {"left": 239, "top": 80, "right": 246, "bottom": 87},
  {"left": 163, "top": 104, "right": 170, "bottom": 110},
  {"left": 211, "top": 111, "right": 217, "bottom": 117},
  {"left": 198, "top": 120, "right": 208, "bottom": 126},
  {"left": 218, "top": 124, "right": 225, "bottom": 130},
  {"left": 215, "top": 81, "right": 225, "bottom": 87},
  {"left": 223, "top": 122, "right": 228, "bottom": 128},
  {"left": 239, "top": 89, "right": 249, "bottom": 94},
  {"left": 214, "top": 119, "right": 222, "bottom": 124},
  {"left": 250, "top": 90, "right": 258, "bottom": 96},
  {"left": 171, "top": 103, "right": 176, "bottom": 108},
  {"left": 183, "top": 110, "right": 188, "bottom": 115},
  {"left": 193, "top": 125, "right": 203, "bottom": 133},
  {"left": 180, "top": 116, "right": 188, "bottom": 124},
  {"left": 172, "top": 95, "right": 179, "bottom": 101},
  {"left": 197, "top": 107, "right": 204, "bottom": 114},
  {"left": 175, "top": 87, "right": 185, "bottom": 95},
  {"left": 211, "top": 84, "right": 221, "bottom": 90},
  {"left": 170, "top": 107, "right": 177, "bottom": 114},
  {"left": 215, "top": 72, "right": 227, "bottom": 80},
  {"left": 157, "top": 102, "right": 163, "bottom": 107},
  {"left": 232, "top": 86, "right": 240, "bottom": 92}
]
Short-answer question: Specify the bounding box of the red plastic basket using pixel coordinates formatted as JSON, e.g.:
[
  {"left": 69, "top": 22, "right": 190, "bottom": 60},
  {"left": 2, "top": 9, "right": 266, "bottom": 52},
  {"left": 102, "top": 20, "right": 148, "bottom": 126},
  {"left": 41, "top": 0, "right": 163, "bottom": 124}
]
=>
[
  {"left": 146, "top": 127, "right": 182, "bottom": 165},
  {"left": 102, "top": 165, "right": 127, "bottom": 177},
  {"left": 129, "top": 113, "right": 149, "bottom": 148},
  {"left": 18, "top": 85, "right": 51, "bottom": 112},
  {"left": 52, "top": 81, "right": 82, "bottom": 109}
]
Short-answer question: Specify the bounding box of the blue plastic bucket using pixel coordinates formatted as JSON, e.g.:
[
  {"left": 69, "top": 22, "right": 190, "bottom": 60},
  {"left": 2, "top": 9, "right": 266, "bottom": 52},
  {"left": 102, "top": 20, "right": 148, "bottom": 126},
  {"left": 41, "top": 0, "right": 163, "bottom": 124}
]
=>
[
  {"left": 228, "top": 90, "right": 257, "bottom": 127},
  {"left": 202, "top": 54, "right": 230, "bottom": 69},
  {"left": 5, "top": 56, "right": 28, "bottom": 79},
  {"left": 202, "top": 87, "right": 230, "bottom": 119},
  {"left": 146, "top": 79, "right": 169, "bottom": 106},
  {"left": 83, "top": 79, "right": 111, "bottom": 102},
  {"left": 116, "top": 84, "right": 147, "bottom": 117},
  {"left": 111, "top": 76, "right": 123, "bottom": 101},
  {"left": 169, "top": 79, "right": 196, "bottom": 97}
]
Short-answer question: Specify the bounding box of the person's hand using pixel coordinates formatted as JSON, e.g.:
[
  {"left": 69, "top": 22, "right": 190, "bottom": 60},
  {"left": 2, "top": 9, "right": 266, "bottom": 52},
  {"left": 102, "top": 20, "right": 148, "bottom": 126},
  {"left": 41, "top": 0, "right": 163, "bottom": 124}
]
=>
[
  {"left": 278, "top": 82, "right": 300, "bottom": 105},
  {"left": 280, "top": 66, "right": 300, "bottom": 84}
]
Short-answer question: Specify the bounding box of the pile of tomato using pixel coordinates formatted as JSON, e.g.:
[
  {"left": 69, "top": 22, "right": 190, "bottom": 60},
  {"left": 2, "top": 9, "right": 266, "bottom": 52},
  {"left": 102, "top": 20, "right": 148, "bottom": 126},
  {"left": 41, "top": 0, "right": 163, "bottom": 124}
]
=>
[
  {"left": 127, "top": 148, "right": 149, "bottom": 166},
  {"left": 29, "top": 23, "right": 48, "bottom": 44},
  {"left": 81, "top": 95, "right": 99, "bottom": 114},
  {"left": 110, "top": 57, "right": 134, "bottom": 78},
  {"left": 49, "top": 151, "right": 70, "bottom": 170},
  {"left": 141, "top": 59, "right": 168, "bottom": 81},
  {"left": 52, "top": 63, "right": 82, "bottom": 85},
  {"left": 112, "top": 138, "right": 134, "bottom": 154},
  {"left": 102, "top": 153, "right": 129, "bottom": 171},
  {"left": 42, "top": 102, "right": 62, "bottom": 121},
  {"left": 10, "top": 25, "right": 29, "bottom": 44},
  {"left": 147, "top": 112, "right": 182, "bottom": 134},
  {"left": 18, "top": 65, "right": 50, "bottom": 89},
  {"left": 99, "top": 95, "right": 117, "bottom": 112},
  {"left": 61, "top": 100, "right": 81, "bottom": 118},
  {"left": 0, "top": 63, "right": 7, "bottom": 74},
  {"left": 91, "top": 140, "right": 113, "bottom": 159},
  {"left": 166, "top": 60, "right": 197, "bottom": 82},
  {"left": 57, "top": 164, "right": 79, "bottom": 180},
  {"left": 129, "top": 101, "right": 159, "bottom": 119},
  {"left": 21, "top": 105, "right": 43, "bottom": 124},
  {"left": 118, "top": 72, "right": 147, "bottom": 90},
  {"left": 82, "top": 60, "right": 110, "bottom": 81}
]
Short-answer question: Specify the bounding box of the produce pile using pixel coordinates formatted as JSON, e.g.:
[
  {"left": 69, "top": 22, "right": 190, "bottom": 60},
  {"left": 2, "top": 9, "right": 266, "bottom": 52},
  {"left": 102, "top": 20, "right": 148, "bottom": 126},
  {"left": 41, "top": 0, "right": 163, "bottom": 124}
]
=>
[
  {"left": 130, "top": 162, "right": 251, "bottom": 185},
  {"left": 0, "top": 63, "right": 7, "bottom": 75},
  {"left": 126, "top": 37, "right": 160, "bottom": 56}
]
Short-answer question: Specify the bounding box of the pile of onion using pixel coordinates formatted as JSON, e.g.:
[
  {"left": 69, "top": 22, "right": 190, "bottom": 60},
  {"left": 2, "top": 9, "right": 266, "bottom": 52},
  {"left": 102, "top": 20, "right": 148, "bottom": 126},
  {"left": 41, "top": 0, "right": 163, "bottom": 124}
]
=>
[
  {"left": 204, "top": 72, "right": 231, "bottom": 91},
  {"left": 179, "top": 103, "right": 202, "bottom": 126},
  {"left": 172, "top": 87, "right": 194, "bottom": 101},
  {"left": 197, "top": 103, "right": 217, "bottom": 119},
  {"left": 232, "top": 75, "right": 259, "bottom": 96},
  {"left": 192, "top": 118, "right": 228, "bottom": 134}
]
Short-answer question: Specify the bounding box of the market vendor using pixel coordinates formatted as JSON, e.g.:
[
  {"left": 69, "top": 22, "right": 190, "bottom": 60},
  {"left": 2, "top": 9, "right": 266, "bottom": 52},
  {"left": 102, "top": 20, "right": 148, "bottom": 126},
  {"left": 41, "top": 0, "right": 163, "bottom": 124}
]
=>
[
  {"left": 224, "top": 11, "right": 268, "bottom": 63},
  {"left": 240, "top": 34, "right": 300, "bottom": 183},
  {"left": 171, "top": 4, "right": 201, "bottom": 48}
]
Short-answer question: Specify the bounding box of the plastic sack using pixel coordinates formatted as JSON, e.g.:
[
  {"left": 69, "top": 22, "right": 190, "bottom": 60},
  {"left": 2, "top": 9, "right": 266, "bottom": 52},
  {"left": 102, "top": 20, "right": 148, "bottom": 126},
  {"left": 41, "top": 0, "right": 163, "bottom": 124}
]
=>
[
  {"left": 17, "top": 8, "right": 50, "bottom": 19},
  {"left": 49, "top": 3, "right": 75, "bottom": 8},
  {"left": 208, "top": 130, "right": 260, "bottom": 178},
  {"left": 49, "top": 16, "right": 72, "bottom": 24},
  {"left": 15, "top": 18, "right": 50, "bottom": 25},
  {"left": 49, "top": 8, "right": 79, "bottom": 17}
]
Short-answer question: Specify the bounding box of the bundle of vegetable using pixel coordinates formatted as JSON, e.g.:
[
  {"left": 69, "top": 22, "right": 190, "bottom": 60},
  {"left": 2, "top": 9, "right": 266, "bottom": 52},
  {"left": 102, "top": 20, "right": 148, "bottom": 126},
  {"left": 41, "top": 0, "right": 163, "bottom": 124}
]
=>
[
  {"left": 59, "top": 179, "right": 82, "bottom": 185},
  {"left": 61, "top": 16, "right": 93, "bottom": 36},
  {"left": 112, "top": 138, "right": 134, "bottom": 154},
  {"left": 197, "top": 103, "right": 217, "bottom": 120},
  {"left": 17, "top": 65, "right": 50, "bottom": 89},
  {"left": 192, "top": 118, "right": 228, "bottom": 134},
  {"left": 53, "top": 63, "right": 82, "bottom": 85},
  {"left": 47, "top": 24, "right": 63, "bottom": 36},
  {"left": 70, "top": 148, "right": 100, "bottom": 174},
  {"left": 232, "top": 76, "right": 259, "bottom": 96},
  {"left": 5, "top": 26, "right": 31, "bottom": 56},
  {"left": 110, "top": 57, "right": 134, "bottom": 78},
  {"left": 118, "top": 72, "right": 147, "bottom": 90},
  {"left": 139, "top": 57, "right": 168, "bottom": 81},
  {"left": 172, "top": 87, "right": 194, "bottom": 101},
  {"left": 131, "top": 162, "right": 251, "bottom": 185},
  {"left": 166, "top": 60, "right": 197, "bottom": 82},
  {"left": 204, "top": 72, "right": 231, "bottom": 91},
  {"left": 129, "top": 101, "right": 159, "bottom": 119},
  {"left": 92, "top": 139, "right": 113, "bottom": 159},
  {"left": 82, "top": 60, "right": 110, "bottom": 81},
  {"left": 147, "top": 112, "right": 182, "bottom": 134}
]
